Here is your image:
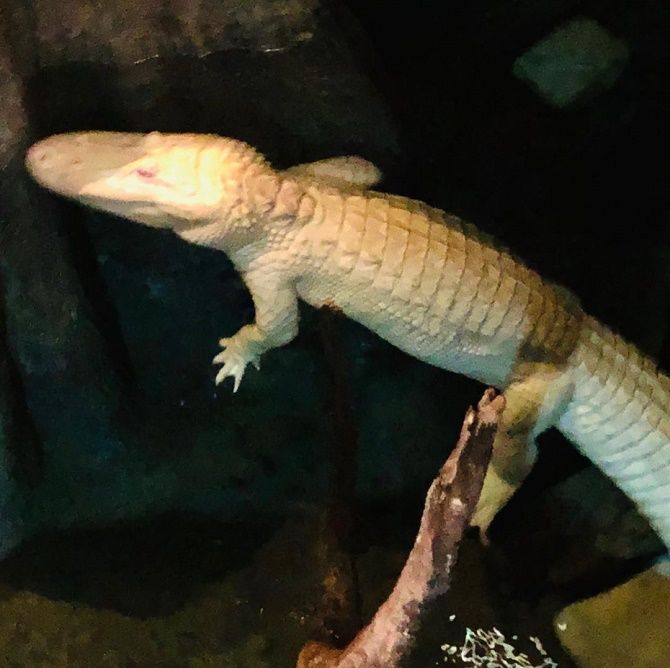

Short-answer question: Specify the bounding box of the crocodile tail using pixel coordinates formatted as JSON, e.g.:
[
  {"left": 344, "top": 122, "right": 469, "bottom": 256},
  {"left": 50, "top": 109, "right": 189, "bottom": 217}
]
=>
[{"left": 557, "top": 316, "right": 670, "bottom": 549}]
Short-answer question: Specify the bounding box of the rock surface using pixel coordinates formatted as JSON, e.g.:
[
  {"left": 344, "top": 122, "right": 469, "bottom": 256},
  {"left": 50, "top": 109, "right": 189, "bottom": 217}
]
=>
[
  {"left": 513, "top": 17, "right": 629, "bottom": 108},
  {"left": 555, "top": 565, "right": 670, "bottom": 668}
]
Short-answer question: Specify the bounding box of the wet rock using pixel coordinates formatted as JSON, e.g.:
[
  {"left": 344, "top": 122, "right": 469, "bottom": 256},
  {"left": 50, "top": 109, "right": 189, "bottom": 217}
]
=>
[
  {"left": 555, "top": 565, "right": 670, "bottom": 668},
  {"left": 513, "top": 17, "right": 629, "bottom": 108},
  {"left": 33, "top": 0, "right": 319, "bottom": 67}
]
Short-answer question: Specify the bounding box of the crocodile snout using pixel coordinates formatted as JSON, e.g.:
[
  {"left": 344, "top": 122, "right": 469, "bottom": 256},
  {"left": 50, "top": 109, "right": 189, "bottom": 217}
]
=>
[
  {"left": 25, "top": 132, "right": 148, "bottom": 197},
  {"left": 25, "top": 139, "right": 53, "bottom": 173},
  {"left": 26, "top": 136, "right": 85, "bottom": 176}
]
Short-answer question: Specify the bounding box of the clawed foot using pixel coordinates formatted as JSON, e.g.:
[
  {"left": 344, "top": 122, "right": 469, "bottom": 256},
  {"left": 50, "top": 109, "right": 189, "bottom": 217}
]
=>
[
  {"left": 470, "top": 467, "right": 519, "bottom": 546},
  {"left": 212, "top": 335, "right": 261, "bottom": 392}
]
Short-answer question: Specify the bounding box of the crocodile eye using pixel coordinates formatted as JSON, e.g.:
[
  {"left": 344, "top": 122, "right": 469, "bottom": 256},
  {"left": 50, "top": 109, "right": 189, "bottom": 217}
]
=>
[{"left": 134, "top": 167, "right": 157, "bottom": 179}]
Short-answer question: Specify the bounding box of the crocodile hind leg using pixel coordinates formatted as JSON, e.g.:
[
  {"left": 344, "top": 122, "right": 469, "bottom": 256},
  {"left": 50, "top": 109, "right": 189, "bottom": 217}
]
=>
[
  {"left": 470, "top": 414, "right": 538, "bottom": 543},
  {"left": 470, "top": 365, "right": 571, "bottom": 543}
]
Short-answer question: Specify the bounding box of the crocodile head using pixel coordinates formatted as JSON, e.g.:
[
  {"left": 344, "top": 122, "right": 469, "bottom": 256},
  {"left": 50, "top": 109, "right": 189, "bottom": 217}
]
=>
[{"left": 25, "top": 131, "right": 275, "bottom": 237}]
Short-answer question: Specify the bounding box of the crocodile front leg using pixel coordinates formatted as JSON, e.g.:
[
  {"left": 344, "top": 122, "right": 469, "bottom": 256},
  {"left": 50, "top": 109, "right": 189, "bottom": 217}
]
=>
[{"left": 213, "top": 268, "right": 299, "bottom": 391}]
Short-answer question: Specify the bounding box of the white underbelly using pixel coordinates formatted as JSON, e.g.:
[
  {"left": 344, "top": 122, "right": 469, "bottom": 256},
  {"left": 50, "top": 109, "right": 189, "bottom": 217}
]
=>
[{"left": 296, "top": 273, "right": 519, "bottom": 388}]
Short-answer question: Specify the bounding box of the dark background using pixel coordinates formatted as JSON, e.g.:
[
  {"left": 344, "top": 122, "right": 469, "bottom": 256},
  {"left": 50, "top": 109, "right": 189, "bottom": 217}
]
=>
[{"left": 338, "top": 0, "right": 670, "bottom": 358}]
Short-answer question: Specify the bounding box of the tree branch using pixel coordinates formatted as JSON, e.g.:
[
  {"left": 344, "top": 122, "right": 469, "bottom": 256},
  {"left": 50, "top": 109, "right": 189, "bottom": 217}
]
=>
[{"left": 298, "top": 388, "right": 505, "bottom": 668}]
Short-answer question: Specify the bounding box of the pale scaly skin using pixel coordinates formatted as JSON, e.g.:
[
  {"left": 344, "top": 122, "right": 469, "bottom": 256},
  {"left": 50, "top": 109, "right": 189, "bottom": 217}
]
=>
[{"left": 25, "top": 131, "right": 670, "bottom": 554}]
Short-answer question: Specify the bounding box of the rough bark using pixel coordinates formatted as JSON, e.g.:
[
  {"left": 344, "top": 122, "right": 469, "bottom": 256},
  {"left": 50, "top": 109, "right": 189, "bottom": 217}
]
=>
[{"left": 297, "top": 389, "right": 504, "bottom": 668}]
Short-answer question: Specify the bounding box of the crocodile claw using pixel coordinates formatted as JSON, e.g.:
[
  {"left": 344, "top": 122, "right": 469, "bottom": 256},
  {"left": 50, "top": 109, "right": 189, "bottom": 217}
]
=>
[{"left": 213, "top": 337, "right": 261, "bottom": 392}]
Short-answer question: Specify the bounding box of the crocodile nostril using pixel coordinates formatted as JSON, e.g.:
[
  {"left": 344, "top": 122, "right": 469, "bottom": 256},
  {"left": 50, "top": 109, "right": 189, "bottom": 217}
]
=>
[{"left": 27, "top": 146, "right": 48, "bottom": 163}]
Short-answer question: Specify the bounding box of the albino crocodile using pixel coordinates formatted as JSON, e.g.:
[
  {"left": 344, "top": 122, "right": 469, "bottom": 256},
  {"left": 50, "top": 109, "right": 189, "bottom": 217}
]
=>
[{"left": 24, "top": 131, "right": 670, "bottom": 551}]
